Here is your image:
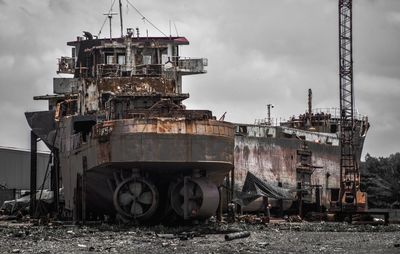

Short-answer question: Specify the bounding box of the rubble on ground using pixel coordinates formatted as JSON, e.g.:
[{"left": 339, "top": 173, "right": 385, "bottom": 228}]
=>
[{"left": 1, "top": 220, "right": 400, "bottom": 253}]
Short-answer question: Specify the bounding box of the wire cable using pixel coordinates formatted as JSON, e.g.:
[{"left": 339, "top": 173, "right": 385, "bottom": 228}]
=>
[
  {"left": 98, "top": 0, "right": 118, "bottom": 37},
  {"left": 125, "top": 0, "right": 168, "bottom": 37},
  {"left": 173, "top": 20, "right": 179, "bottom": 37}
]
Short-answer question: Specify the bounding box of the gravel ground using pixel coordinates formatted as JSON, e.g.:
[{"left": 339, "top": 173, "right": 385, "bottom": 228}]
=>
[{"left": 1, "top": 221, "right": 400, "bottom": 253}]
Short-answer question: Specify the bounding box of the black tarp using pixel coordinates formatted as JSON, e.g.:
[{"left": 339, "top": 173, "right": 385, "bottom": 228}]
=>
[{"left": 233, "top": 171, "right": 293, "bottom": 207}]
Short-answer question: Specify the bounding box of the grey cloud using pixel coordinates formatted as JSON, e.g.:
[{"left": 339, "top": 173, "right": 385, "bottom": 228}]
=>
[{"left": 0, "top": 0, "right": 399, "bottom": 158}]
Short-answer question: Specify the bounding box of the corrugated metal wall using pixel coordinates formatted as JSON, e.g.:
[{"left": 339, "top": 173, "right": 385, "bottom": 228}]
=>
[{"left": 0, "top": 147, "right": 50, "bottom": 190}]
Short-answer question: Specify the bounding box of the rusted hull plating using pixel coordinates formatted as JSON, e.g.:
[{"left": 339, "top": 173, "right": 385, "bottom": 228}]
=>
[{"left": 234, "top": 125, "right": 366, "bottom": 211}]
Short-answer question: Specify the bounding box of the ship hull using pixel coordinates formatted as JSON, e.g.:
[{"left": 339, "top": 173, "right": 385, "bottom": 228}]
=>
[
  {"left": 233, "top": 124, "right": 366, "bottom": 212},
  {"left": 58, "top": 117, "right": 235, "bottom": 220}
]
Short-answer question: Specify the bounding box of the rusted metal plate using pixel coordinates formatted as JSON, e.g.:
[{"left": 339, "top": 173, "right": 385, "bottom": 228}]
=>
[
  {"left": 234, "top": 134, "right": 341, "bottom": 209},
  {"left": 94, "top": 77, "right": 176, "bottom": 95},
  {"left": 58, "top": 118, "right": 234, "bottom": 213},
  {"left": 94, "top": 118, "right": 233, "bottom": 137},
  {"left": 53, "top": 78, "right": 79, "bottom": 94}
]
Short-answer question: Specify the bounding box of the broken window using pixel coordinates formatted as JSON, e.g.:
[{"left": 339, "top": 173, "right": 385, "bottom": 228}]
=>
[
  {"left": 161, "top": 54, "right": 169, "bottom": 64},
  {"left": 55, "top": 99, "right": 78, "bottom": 120},
  {"left": 106, "top": 55, "right": 114, "bottom": 64},
  {"left": 117, "top": 55, "right": 126, "bottom": 65},
  {"left": 330, "top": 188, "right": 340, "bottom": 202},
  {"left": 236, "top": 126, "right": 248, "bottom": 134},
  {"left": 73, "top": 120, "right": 96, "bottom": 142},
  {"left": 330, "top": 124, "right": 338, "bottom": 133},
  {"left": 143, "top": 55, "right": 152, "bottom": 65}
]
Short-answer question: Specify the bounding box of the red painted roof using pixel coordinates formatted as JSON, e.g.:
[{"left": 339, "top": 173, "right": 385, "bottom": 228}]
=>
[{"left": 67, "top": 36, "right": 189, "bottom": 46}]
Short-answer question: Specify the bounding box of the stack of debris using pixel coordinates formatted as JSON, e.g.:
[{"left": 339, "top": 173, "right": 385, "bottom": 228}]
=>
[
  {"left": 0, "top": 190, "right": 56, "bottom": 220},
  {"left": 238, "top": 214, "right": 270, "bottom": 224}
]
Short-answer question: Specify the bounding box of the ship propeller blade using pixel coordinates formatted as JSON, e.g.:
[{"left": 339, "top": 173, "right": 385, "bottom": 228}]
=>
[
  {"left": 131, "top": 201, "right": 143, "bottom": 215},
  {"left": 129, "top": 182, "right": 142, "bottom": 197},
  {"left": 138, "top": 191, "right": 153, "bottom": 205},
  {"left": 179, "top": 182, "right": 195, "bottom": 197},
  {"left": 119, "top": 192, "right": 133, "bottom": 206},
  {"left": 193, "top": 186, "right": 202, "bottom": 200}
]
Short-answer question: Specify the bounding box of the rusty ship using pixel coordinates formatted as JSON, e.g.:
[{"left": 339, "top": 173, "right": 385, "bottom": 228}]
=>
[
  {"left": 25, "top": 36, "right": 370, "bottom": 221},
  {"left": 233, "top": 92, "right": 369, "bottom": 214},
  {"left": 24, "top": 2, "right": 370, "bottom": 221},
  {"left": 26, "top": 26, "right": 235, "bottom": 222}
]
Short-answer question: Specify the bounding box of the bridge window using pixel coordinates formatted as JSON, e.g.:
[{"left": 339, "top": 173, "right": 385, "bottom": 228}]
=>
[
  {"left": 118, "top": 55, "right": 126, "bottom": 65},
  {"left": 143, "top": 55, "right": 152, "bottom": 65},
  {"left": 106, "top": 55, "right": 114, "bottom": 64}
]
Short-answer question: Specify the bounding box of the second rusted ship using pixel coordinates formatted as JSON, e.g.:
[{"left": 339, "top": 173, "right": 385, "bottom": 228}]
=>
[{"left": 233, "top": 91, "right": 369, "bottom": 215}]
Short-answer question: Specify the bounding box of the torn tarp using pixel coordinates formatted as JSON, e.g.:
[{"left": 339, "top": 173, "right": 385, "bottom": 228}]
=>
[
  {"left": 233, "top": 171, "right": 293, "bottom": 207},
  {"left": 1, "top": 190, "right": 54, "bottom": 215}
]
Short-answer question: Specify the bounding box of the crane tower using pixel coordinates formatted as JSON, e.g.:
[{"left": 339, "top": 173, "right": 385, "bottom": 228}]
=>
[{"left": 338, "top": 0, "right": 366, "bottom": 212}]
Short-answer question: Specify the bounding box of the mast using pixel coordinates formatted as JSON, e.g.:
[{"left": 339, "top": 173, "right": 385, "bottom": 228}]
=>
[
  {"left": 267, "top": 104, "right": 274, "bottom": 126},
  {"left": 308, "top": 89, "right": 312, "bottom": 117},
  {"left": 119, "top": 0, "right": 124, "bottom": 37},
  {"left": 104, "top": 12, "right": 118, "bottom": 39},
  {"left": 307, "top": 88, "right": 312, "bottom": 127}
]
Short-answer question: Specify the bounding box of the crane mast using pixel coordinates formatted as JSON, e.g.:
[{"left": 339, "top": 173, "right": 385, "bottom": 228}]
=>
[{"left": 338, "top": 0, "right": 361, "bottom": 211}]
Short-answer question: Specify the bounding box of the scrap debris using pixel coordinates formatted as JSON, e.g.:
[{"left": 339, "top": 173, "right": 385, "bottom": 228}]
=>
[{"left": 225, "top": 231, "right": 251, "bottom": 241}]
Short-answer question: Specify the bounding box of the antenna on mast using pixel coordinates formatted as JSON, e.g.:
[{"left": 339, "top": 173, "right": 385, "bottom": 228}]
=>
[
  {"left": 103, "top": 12, "right": 118, "bottom": 40},
  {"left": 169, "top": 20, "right": 172, "bottom": 38},
  {"left": 119, "top": 0, "right": 124, "bottom": 37}
]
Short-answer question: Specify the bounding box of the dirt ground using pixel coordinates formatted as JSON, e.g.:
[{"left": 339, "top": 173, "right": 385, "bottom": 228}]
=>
[{"left": 1, "top": 221, "right": 400, "bottom": 254}]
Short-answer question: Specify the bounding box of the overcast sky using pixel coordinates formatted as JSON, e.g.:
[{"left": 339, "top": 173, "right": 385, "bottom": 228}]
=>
[{"left": 0, "top": 0, "right": 399, "bottom": 158}]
